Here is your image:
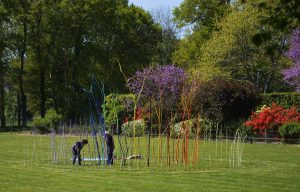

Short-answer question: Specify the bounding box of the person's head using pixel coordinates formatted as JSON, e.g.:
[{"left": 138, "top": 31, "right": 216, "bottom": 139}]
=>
[
  {"left": 105, "top": 130, "right": 109, "bottom": 135},
  {"left": 82, "top": 139, "right": 88, "bottom": 145}
]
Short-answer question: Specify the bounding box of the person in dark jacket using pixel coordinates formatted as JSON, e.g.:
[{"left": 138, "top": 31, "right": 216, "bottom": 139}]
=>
[
  {"left": 105, "top": 131, "right": 115, "bottom": 165},
  {"left": 72, "top": 139, "right": 88, "bottom": 165}
]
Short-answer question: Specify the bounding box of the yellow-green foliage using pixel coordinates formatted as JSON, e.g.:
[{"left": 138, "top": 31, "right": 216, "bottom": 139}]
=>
[
  {"left": 104, "top": 94, "right": 135, "bottom": 126},
  {"left": 173, "top": 29, "right": 209, "bottom": 69},
  {"left": 195, "top": 4, "right": 260, "bottom": 81}
]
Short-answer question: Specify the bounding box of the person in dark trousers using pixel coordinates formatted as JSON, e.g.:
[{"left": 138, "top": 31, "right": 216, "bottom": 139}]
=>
[
  {"left": 105, "top": 131, "right": 115, "bottom": 165},
  {"left": 72, "top": 139, "right": 88, "bottom": 165}
]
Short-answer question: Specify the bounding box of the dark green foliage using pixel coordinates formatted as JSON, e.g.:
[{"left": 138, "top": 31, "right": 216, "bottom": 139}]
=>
[
  {"left": 279, "top": 122, "right": 300, "bottom": 143},
  {"left": 252, "top": 32, "right": 272, "bottom": 46},
  {"left": 261, "top": 92, "right": 300, "bottom": 109},
  {"left": 258, "top": 0, "right": 300, "bottom": 31},
  {"left": 192, "top": 79, "right": 260, "bottom": 124},
  {"left": 1, "top": 0, "right": 162, "bottom": 124},
  {"left": 104, "top": 94, "right": 135, "bottom": 127}
]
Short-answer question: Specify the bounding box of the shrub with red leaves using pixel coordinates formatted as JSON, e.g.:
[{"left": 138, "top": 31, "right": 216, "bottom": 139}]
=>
[{"left": 245, "top": 103, "right": 300, "bottom": 133}]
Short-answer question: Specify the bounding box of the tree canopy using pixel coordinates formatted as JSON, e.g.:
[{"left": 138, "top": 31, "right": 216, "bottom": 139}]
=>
[
  {"left": 0, "top": 0, "right": 162, "bottom": 125},
  {"left": 0, "top": 0, "right": 299, "bottom": 128}
]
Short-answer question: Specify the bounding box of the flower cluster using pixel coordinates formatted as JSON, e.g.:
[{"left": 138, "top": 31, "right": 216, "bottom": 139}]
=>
[
  {"left": 283, "top": 28, "right": 300, "bottom": 92},
  {"left": 245, "top": 103, "right": 300, "bottom": 132},
  {"left": 127, "top": 65, "right": 187, "bottom": 109}
]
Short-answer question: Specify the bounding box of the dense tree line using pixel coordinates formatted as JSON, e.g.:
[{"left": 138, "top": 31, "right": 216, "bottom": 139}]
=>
[
  {"left": 0, "top": 0, "right": 299, "bottom": 129},
  {"left": 0, "top": 0, "right": 173, "bottom": 128},
  {"left": 173, "top": 0, "right": 299, "bottom": 92}
]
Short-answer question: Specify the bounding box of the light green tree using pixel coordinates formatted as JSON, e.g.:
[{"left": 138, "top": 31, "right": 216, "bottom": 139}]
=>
[
  {"left": 196, "top": 2, "right": 291, "bottom": 92},
  {"left": 173, "top": 0, "right": 230, "bottom": 69}
]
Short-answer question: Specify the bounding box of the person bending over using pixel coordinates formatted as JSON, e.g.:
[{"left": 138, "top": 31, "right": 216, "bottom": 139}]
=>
[{"left": 72, "top": 139, "right": 88, "bottom": 165}]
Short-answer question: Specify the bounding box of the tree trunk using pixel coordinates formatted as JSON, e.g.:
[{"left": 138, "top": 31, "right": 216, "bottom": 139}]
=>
[
  {"left": 35, "top": 39, "right": 46, "bottom": 118},
  {"left": 19, "top": 16, "right": 28, "bottom": 127},
  {"left": 33, "top": 10, "right": 46, "bottom": 118},
  {"left": 40, "top": 65, "right": 46, "bottom": 118},
  {"left": 17, "top": 93, "right": 21, "bottom": 127},
  {"left": 264, "top": 56, "right": 277, "bottom": 93},
  {"left": 0, "top": 73, "right": 5, "bottom": 128},
  {"left": 70, "top": 33, "right": 82, "bottom": 121}
]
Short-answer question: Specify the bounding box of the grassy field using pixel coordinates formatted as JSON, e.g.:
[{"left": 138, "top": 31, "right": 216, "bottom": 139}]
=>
[{"left": 0, "top": 132, "right": 299, "bottom": 192}]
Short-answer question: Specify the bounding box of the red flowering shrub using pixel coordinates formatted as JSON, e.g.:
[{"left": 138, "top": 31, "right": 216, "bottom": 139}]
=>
[{"left": 245, "top": 103, "right": 300, "bottom": 134}]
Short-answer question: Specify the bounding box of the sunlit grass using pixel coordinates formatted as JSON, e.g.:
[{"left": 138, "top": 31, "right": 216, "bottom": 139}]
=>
[{"left": 0, "top": 132, "right": 299, "bottom": 192}]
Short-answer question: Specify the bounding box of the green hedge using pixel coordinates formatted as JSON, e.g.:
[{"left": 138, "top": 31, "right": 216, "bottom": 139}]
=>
[{"left": 261, "top": 92, "right": 300, "bottom": 109}]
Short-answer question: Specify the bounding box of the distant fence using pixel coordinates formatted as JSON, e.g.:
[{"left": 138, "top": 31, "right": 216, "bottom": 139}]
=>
[{"left": 4, "top": 119, "right": 300, "bottom": 144}]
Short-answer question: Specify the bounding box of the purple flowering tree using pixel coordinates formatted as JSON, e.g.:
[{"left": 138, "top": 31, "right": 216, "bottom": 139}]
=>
[
  {"left": 127, "top": 65, "right": 187, "bottom": 110},
  {"left": 283, "top": 28, "right": 300, "bottom": 92}
]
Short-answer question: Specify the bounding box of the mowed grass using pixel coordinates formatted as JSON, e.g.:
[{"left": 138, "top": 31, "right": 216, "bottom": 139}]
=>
[{"left": 0, "top": 132, "right": 299, "bottom": 192}]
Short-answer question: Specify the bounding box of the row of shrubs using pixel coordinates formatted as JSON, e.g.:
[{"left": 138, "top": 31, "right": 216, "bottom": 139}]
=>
[
  {"left": 31, "top": 79, "right": 300, "bottom": 143},
  {"left": 104, "top": 80, "right": 300, "bottom": 142},
  {"left": 32, "top": 108, "right": 299, "bottom": 143},
  {"left": 105, "top": 83, "right": 300, "bottom": 128},
  {"left": 121, "top": 118, "right": 300, "bottom": 143}
]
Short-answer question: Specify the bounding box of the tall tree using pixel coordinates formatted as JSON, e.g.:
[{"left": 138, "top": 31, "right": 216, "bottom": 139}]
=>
[
  {"left": 1, "top": 0, "right": 162, "bottom": 123},
  {"left": 173, "top": 0, "right": 230, "bottom": 68},
  {"left": 28, "top": 1, "right": 47, "bottom": 117},
  {"left": 258, "top": 0, "right": 300, "bottom": 32},
  {"left": 18, "top": 0, "right": 29, "bottom": 126},
  {"left": 196, "top": 2, "right": 290, "bottom": 92},
  {"left": 21, "top": 0, "right": 161, "bottom": 120},
  {"left": 0, "top": 1, "right": 9, "bottom": 128},
  {"left": 5, "top": 0, "right": 31, "bottom": 126},
  {"left": 151, "top": 7, "right": 179, "bottom": 65}
]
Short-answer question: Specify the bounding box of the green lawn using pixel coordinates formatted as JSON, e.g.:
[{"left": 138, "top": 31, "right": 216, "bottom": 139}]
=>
[{"left": 0, "top": 132, "right": 299, "bottom": 192}]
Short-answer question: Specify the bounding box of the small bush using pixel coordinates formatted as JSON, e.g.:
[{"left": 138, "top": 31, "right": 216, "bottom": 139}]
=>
[
  {"left": 32, "top": 117, "right": 50, "bottom": 134},
  {"left": 31, "top": 108, "right": 62, "bottom": 134},
  {"left": 45, "top": 108, "right": 62, "bottom": 131},
  {"left": 121, "top": 119, "right": 145, "bottom": 137},
  {"left": 279, "top": 122, "right": 300, "bottom": 143},
  {"left": 245, "top": 103, "right": 300, "bottom": 134},
  {"left": 171, "top": 119, "right": 197, "bottom": 138},
  {"left": 192, "top": 79, "right": 260, "bottom": 124}
]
